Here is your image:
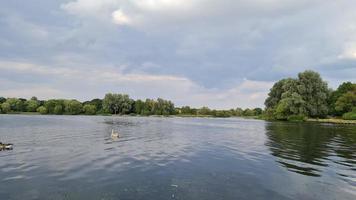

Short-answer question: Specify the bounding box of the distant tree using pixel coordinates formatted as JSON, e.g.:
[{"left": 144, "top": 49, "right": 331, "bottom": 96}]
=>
[
  {"left": 30, "top": 96, "right": 38, "bottom": 101},
  {"left": 1, "top": 102, "right": 11, "bottom": 113},
  {"left": 235, "top": 107, "right": 244, "bottom": 116},
  {"left": 335, "top": 87, "right": 356, "bottom": 114},
  {"left": 265, "top": 70, "right": 330, "bottom": 119},
  {"left": 197, "top": 107, "right": 211, "bottom": 115},
  {"left": 133, "top": 99, "right": 144, "bottom": 115},
  {"left": 44, "top": 99, "right": 59, "bottom": 114},
  {"left": 330, "top": 82, "right": 356, "bottom": 115},
  {"left": 64, "top": 100, "right": 83, "bottom": 115},
  {"left": 0, "top": 97, "right": 6, "bottom": 104},
  {"left": 54, "top": 105, "right": 63, "bottom": 115},
  {"left": 5, "top": 98, "right": 26, "bottom": 112},
  {"left": 297, "top": 70, "right": 330, "bottom": 117},
  {"left": 83, "top": 104, "right": 97, "bottom": 115},
  {"left": 37, "top": 106, "right": 47, "bottom": 114},
  {"left": 142, "top": 99, "right": 155, "bottom": 115},
  {"left": 265, "top": 78, "right": 294, "bottom": 109},
  {"left": 84, "top": 98, "right": 103, "bottom": 112},
  {"left": 27, "top": 99, "right": 40, "bottom": 112},
  {"left": 180, "top": 106, "right": 194, "bottom": 115},
  {"left": 253, "top": 108, "right": 263, "bottom": 115},
  {"left": 243, "top": 108, "right": 256, "bottom": 116},
  {"left": 103, "top": 93, "right": 133, "bottom": 114}
]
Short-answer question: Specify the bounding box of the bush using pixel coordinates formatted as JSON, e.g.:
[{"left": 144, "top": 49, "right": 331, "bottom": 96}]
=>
[
  {"left": 83, "top": 104, "right": 96, "bottom": 115},
  {"left": 287, "top": 115, "right": 306, "bottom": 122},
  {"left": 37, "top": 106, "right": 47, "bottom": 114},
  {"left": 1, "top": 102, "right": 11, "bottom": 113},
  {"left": 342, "top": 112, "right": 356, "bottom": 120}
]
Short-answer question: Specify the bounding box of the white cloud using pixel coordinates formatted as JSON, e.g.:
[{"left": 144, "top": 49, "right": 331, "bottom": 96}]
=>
[{"left": 112, "top": 10, "right": 132, "bottom": 25}]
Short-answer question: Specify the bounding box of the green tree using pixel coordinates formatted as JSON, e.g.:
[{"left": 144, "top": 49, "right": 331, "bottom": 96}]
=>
[
  {"left": 1, "top": 102, "right": 11, "bottom": 113},
  {"left": 84, "top": 99, "right": 103, "bottom": 112},
  {"left": 6, "top": 98, "right": 23, "bottom": 112},
  {"left": 37, "top": 106, "right": 47, "bottom": 114},
  {"left": 296, "top": 70, "right": 330, "bottom": 117},
  {"left": 253, "top": 108, "right": 263, "bottom": 115},
  {"left": 44, "top": 100, "right": 59, "bottom": 114},
  {"left": 103, "top": 93, "right": 133, "bottom": 114},
  {"left": 54, "top": 105, "right": 63, "bottom": 115},
  {"left": 265, "top": 70, "right": 330, "bottom": 119},
  {"left": 83, "top": 104, "right": 97, "bottom": 115},
  {"left": 64, "top": 100, "right": 83, "bottom": 115},
  {"left": 0, "top": 97, "right": 6, "bottom": 104},
  {"left": 335, "top": 87, "right": 356, "bottom": 114},
  {"left": 133, "top": 99, "right": 145, "bottom": 115},
  {"left": 197, "top": 107, "right": 211, "bottom": 115},
  {"left": 243, "top": 108, "right": 256, "bottom": 116},
  {"left": 27, "top": 99, "right": 39, "bottom": 112},
  {"left": 265, "top": 78, "right": 295, "bottom": 109},
  {"left": 142, "top": 99, "right": 155, "bottom": 115},
  {"left": 330, "top": 82, "right": 356, "bottom": 115},
  {"left": 235, "top": 108, "right": 243, "bottom": 116}
]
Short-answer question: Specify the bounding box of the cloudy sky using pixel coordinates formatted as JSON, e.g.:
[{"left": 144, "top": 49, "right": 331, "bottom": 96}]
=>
[{"left": 1, "top": 0, "right": 356, "bottom": 108}]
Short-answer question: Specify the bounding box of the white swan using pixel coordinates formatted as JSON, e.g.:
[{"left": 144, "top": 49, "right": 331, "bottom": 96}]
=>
[
  {"left": 111, "top": 129, "right": 119, "bottom": 138},
  {"left": 0, "top": 142, "right": 13, "bottom": 150}
]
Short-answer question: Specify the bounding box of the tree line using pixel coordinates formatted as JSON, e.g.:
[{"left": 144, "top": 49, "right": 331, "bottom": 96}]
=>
[
  {"left": 2, "top": 70, "right": 353, "bottom": 120},
  {"left": 0, "top": 93, "right": 263, "bottom": 118},
  {"left": 264, "top": 70, "right": 356, "bottom": 120}
]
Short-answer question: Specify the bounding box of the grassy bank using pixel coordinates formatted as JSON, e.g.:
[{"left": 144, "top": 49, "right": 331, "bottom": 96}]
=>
[{"left": 306, "top": 118, "right": 356, "bottom": 124}]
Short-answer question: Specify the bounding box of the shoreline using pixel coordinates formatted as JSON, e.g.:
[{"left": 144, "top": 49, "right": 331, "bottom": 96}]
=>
[
  {"left": 306, "top": 118, "right": 356, "bottom": 124},
  {"left": 1, "top": 113, "right": 355, "bottom": 125}
]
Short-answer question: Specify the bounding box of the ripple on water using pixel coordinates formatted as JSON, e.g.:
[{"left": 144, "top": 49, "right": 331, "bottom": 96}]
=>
[{"left": 0, "top": 116, "right": 355, "bottom": 200}]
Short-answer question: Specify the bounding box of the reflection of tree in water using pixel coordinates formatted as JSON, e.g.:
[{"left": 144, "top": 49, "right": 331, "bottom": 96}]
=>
[{"left": 265, "top": 122, "right": 356, "bottom": 178}]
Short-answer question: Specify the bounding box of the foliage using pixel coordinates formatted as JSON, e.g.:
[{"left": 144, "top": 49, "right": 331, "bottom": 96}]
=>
[
  {"left": 37, "top": 106, "right": 47, "bottom": 114},
  {"left": 329, "top": 82, "right": 356, "bottom": 115},
  {"left": 103, "top": 93, "right": 133, "bottom": 114},
  {"left": 265, "top": 70, "right": 330, "bottom": 120},
  {"left": 1, "top": 102, "right": 11, "bottom": 113},
  {"left": 83, "top": 104, "right": 97, "bottom": 115},
  {"left": 287, "top": 115, "right": 306, "bottom": 122},
  {"left": 342, "top": 111, "right": 356, "bottom": 120},
  {"left": 0, "top": 97, "right": 6, "bottom": 104},
  {"left": 83, "top": 99, "right": 103, "bottom": 112},
  {"left": 27, "top": 99, "right": 40, "bottom": 112},
  {"left": 54, "top": 105, "right": 64, "bottom": 115},
  {"left": 334, "top": 87, "right": 356, "bottom": 114},
  {"left": 5, "top": 98, "right": 26, "bottom": 112},
  {"left": 64, "top": 100, "right": 83, "bottom": 115}
]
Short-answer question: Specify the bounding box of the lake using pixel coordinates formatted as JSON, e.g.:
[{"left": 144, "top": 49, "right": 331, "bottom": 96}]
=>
[{"left": 0, "top": 115, "right": 355, "bottom": 200}]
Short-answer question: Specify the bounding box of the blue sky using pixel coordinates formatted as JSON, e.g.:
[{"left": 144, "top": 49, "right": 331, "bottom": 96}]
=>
[{"left": 0, "top": 0, "right": 356, "bottom": 108}]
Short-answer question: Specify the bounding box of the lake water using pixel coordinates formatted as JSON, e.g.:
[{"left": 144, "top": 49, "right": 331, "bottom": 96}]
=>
[{"left": 0, "top": 115, "right": 355, "bottom": 200}]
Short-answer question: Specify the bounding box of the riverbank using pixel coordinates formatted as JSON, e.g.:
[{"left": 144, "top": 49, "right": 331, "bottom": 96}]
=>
[
  {"left": 306, "top": 118, "right": 356, "bottom": 124},
  {"left": 1, "top": 113, "right": 355, "bottom": 124}
]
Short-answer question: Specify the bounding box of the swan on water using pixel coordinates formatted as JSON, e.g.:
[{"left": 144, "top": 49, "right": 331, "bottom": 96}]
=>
[
  {"left": 111, "top": 129, "right": 119, "bottom": 138},
  {"left": 0, "top": 142, "right": 13, "bottom": 150}
]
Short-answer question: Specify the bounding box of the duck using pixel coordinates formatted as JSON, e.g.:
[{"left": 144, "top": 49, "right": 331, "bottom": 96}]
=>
[
  {"left": 0, "top": 142, "right": 13, "bottom": 150},
  {"left": 111, "top": 129, "right": 119, "bottom": 138}
]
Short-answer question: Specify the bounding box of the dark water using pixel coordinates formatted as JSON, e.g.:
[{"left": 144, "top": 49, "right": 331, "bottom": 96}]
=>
[{"left": 0, "top": 115, "right": 355, "bottom": 200}]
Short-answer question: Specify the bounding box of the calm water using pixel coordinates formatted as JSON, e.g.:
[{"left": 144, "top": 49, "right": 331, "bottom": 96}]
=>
[{"left": 0, "top": 115, "right": 355, "bottom": 200}]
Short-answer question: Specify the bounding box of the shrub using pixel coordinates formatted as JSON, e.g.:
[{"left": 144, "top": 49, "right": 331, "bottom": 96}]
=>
[
  {"left": 1, "top": 102, "right": 11, "bottom": 113},
  {"left": 342, "top": 112, "right": 356, "bottom": 120},
  {"left": 287, "top": 115, "right": 306, "bottom": 122},
  {"left": 37, "top": 106, "right": 47, "bottom": 114},
  {"left": 83, "top": 104, "right": 96, "bottom": 115}
]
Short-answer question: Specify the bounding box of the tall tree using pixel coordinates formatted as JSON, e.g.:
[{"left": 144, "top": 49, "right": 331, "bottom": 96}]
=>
[
  {"left": 296, "top": 70, "right": 330, "bottom": 117},
  {"left": 103, "top": 93, "right": 133, "bottom": 114}
]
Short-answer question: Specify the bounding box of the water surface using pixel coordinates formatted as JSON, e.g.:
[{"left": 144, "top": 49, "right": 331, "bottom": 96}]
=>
[{"left": 0, "top": 115, "right": 355, "bottom": 199}]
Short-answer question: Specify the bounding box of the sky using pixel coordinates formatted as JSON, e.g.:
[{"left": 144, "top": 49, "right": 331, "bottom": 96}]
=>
[{"left": 0, "top": 0, "right": 356, "bottom": 109}]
